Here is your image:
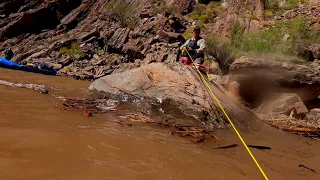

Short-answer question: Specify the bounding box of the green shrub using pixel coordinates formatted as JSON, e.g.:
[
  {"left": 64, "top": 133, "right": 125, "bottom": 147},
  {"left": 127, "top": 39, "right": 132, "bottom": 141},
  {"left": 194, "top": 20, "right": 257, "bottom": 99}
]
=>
[
  {"left": 230, "top": 20, "right": 245, "bottom": 49},
  {"left": 194, "top": 4, "right": 207, "bottom": 15},
  {"left": 248, "top": 14, "right": 259, "bottom": 20},
  {"left": 265, "top": 0, "right": 280, "bottom": 10},
  {"left": 205, "top": 36, "right": 235, "bottom": 74},
  {"left": 284, "top": 0, "right": 299, "bottom": 9},
  {"left": 264, "top": 10, "right": 274, "bottom": 18},
  {"left": 208, "top": 1, "right": 221, "bottom": 8},
  {"left": 190, "top": 13, "right": 200, "bottom": 20},
  {"left": 230, "top": 17, "right": 320, "bottom": 55},
  {"left": 196, "top": 21, "right": 205, "bottom": 28},
  {"left": 206, "top": 8, "right": 216, "bottom": 21},
  {"left": 182, "top": 27, "right": 193, "bottom": 39},
  {"left": 104, "top": 1, "right": 139, "bottom": 29},
  {"left": 266, "top": 0, "right": 301, "bottom": 11},
  {"left": 59, "top": 42, "right": 85, "bottom": 59},
  {"left": 199, "top": 14, "right": 208, "bottom": 23}
]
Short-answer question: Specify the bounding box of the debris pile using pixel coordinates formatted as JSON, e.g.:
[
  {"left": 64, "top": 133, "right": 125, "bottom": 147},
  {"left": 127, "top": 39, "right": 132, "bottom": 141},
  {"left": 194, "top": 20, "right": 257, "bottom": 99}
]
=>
[{"left": 263, "top": 117, "right": 320, "bottom": 139}]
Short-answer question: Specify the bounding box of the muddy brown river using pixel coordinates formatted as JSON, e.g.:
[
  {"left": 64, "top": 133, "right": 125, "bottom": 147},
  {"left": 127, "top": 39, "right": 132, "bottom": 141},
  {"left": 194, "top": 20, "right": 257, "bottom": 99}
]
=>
[{"left": 1, "top": 68, "right": 320, "bottom": 180}]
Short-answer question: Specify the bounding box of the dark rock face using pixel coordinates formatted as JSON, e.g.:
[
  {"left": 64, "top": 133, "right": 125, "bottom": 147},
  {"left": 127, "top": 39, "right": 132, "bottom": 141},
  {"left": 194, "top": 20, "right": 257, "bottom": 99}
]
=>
[
  {"left": 0, "top": 6, "right": 59, "bottom": 41},
  {"left": 0, "top": 0, "right": 189, "bottom": 80},
  {"left": 0, "top": 0, "right": 83, "bottom": 41}
]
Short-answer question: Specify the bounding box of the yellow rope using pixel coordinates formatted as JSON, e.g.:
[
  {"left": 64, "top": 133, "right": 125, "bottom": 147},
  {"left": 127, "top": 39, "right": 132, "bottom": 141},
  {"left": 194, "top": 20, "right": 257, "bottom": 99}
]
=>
[{"left": 184, "top": 49, "right": 269, "bottom": 180}]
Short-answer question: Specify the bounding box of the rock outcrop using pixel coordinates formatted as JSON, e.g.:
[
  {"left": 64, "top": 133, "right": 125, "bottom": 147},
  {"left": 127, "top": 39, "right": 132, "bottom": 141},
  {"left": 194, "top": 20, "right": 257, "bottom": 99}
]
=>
[
  {"left": 0, "top": 0, "right": 188, "bottom": 80},
  {"left": 89, "top": 63, "right": 262, "bottom": 131},
  {"left": 256, "top": 93, "right": 309, "bottom": 119}
]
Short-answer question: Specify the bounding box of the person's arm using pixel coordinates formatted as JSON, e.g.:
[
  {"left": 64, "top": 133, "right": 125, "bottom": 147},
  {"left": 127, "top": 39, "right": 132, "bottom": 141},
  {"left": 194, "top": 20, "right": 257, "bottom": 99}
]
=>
[
  {"left": 180, "top": 39, "right": 190, "bottom": 50},
  {"left": 195, "top": 39, "right": 206, "bottom": 55}
]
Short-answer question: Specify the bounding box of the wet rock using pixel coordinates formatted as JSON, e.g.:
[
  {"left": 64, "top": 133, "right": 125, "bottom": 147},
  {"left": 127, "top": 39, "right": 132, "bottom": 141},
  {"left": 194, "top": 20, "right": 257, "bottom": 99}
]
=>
[
  {"left": 89, "top": 63, "right": 263, "bottom": 130},
  {"left": 256, "top": 93, "right": 309, "bottom": 119}
]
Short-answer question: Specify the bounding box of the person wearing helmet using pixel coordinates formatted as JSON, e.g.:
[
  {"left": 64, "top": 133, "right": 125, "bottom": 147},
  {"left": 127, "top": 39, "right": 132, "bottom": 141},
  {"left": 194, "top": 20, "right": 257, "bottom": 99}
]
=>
[
  {"left": 0, "top": 49, "right": 22, "bottom": 68},
  {"left": 177, "top": 26, "right": 206, "bottom": 69},
  {"left": 5, "top": 49, "right": 14, "bottom": 60}
]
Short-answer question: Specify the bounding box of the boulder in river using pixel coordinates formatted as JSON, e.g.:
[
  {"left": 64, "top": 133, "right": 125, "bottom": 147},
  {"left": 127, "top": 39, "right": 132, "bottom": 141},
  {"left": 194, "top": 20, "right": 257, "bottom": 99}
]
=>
[{"left": 88, "top": 63, "right": 262, "bottom": 131}]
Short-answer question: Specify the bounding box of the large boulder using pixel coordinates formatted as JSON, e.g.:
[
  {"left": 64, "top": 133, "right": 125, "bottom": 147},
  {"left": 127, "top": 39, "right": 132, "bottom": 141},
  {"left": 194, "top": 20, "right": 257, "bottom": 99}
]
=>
[
  {"left": 256, "top": 93, "right": 309, "bottom": 119},
  {"left": 306, "top": 108, "right": 320, "bottom": 128},
  {"left": 88, "top": 63, "right": 262, "bottom": 131}
]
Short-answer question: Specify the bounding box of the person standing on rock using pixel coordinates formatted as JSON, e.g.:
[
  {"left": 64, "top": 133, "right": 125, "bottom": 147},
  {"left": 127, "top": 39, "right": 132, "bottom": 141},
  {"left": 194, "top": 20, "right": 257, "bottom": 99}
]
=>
[{"left": 176, "top": 26, "right": 206, "bottom": 71}]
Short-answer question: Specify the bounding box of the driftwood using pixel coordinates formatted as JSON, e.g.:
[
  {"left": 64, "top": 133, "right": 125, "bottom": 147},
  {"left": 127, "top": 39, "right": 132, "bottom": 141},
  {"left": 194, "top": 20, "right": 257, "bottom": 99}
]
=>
[
  {"left": 264, "top": 118, "right": 320, "bottom": 139},
  {"left": 298, "top": 164, "right": 316, "bottom": 172},
  {"left": 213, "top": 144, "right": 271, "bottom": 150}
]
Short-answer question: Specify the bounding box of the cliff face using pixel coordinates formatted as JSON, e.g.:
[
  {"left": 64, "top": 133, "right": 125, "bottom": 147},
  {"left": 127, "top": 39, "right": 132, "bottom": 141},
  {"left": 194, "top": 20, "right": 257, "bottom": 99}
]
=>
[
  {"left": 0, "top": 0, "right": 319, "bottom": 80},
  {"left": 0, "top": 0, "right": 194, "bottom": 80}
]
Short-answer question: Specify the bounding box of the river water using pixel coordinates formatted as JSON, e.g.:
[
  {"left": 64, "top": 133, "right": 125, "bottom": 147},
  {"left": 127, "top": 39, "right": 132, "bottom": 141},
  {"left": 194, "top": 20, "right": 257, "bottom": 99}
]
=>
[{"left": 1, "top": 68, "right": 320, "bottom": 180}]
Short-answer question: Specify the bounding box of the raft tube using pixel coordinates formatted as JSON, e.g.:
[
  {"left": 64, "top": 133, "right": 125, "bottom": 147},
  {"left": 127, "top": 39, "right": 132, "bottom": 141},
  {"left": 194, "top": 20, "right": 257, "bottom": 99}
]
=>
[{"left": 0, "top": 58, "right": 57, "bottom": 76}]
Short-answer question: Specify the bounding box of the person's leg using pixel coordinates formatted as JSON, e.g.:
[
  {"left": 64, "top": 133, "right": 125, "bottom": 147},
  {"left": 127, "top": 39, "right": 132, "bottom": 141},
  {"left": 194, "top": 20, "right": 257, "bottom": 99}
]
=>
[
  {"left": 180, "top": 57, "right": 189, "bottom": 64},
  {"left": 176, "top": 49, "right": 182, "bottom": 62}
]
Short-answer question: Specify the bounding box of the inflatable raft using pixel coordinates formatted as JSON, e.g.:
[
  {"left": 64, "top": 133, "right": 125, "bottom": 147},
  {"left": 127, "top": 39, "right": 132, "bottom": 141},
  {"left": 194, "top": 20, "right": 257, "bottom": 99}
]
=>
[{"left": 0, "top": 58, "right": 57, "bottom": 76}]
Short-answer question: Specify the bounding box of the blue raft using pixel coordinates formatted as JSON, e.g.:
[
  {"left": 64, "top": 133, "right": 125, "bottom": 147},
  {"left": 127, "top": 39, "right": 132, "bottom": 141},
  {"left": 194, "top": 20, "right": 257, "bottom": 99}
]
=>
[{"left": 0, "top": 58, "right": 57, "bottom": 76}]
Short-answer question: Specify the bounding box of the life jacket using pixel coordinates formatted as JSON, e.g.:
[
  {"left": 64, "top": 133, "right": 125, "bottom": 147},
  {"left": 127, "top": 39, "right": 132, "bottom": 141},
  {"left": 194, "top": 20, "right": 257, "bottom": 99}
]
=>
[
  {"left": 187, "top": 36, "right": 202, "bottom": 50},
  {"left": 182, "top": 36, "right": 203, "bottom": 57}
]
